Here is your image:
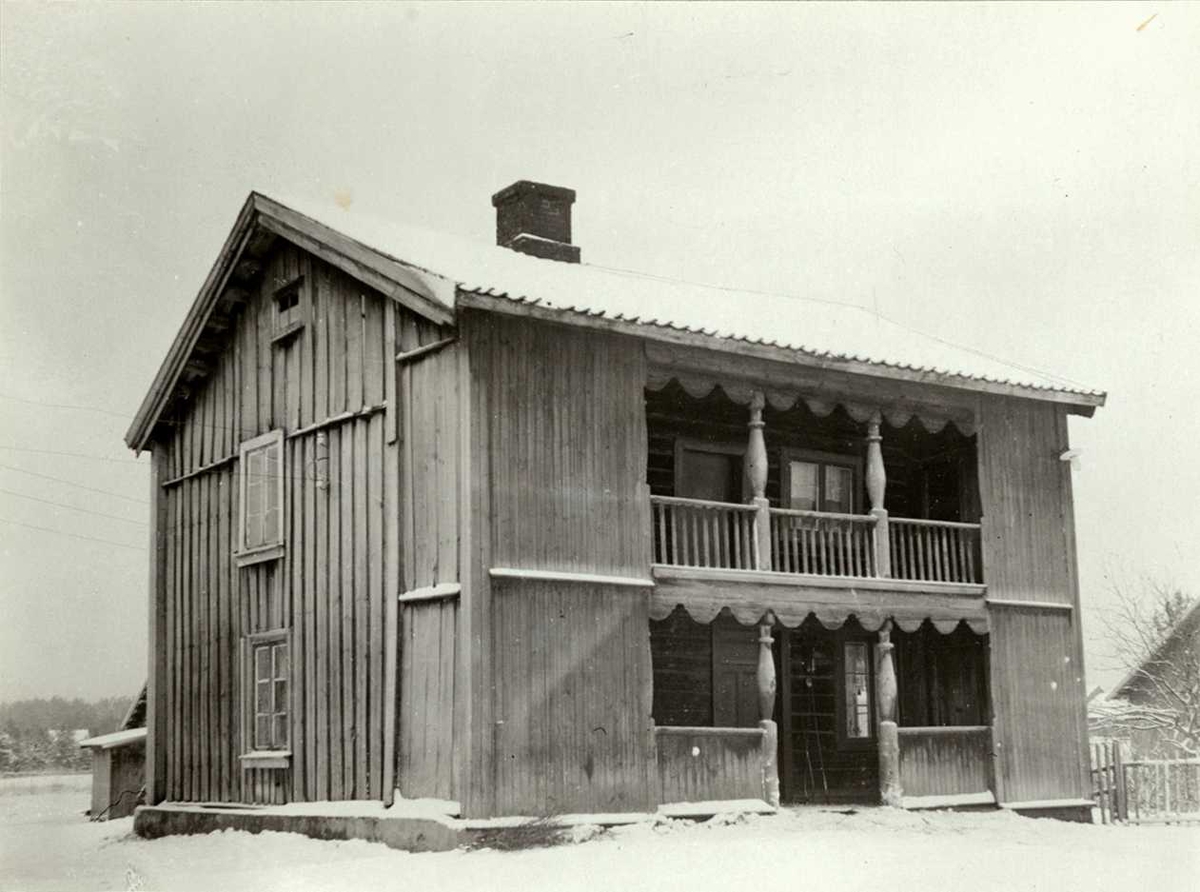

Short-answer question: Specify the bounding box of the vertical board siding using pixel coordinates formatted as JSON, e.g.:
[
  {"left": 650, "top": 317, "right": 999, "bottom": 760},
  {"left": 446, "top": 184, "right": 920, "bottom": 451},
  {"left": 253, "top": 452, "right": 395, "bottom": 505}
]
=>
[
  {"left": 655, "top": 729, "right": 767, "bottom": 804},
  {"left": 156, "top": 239, "right": 401, "bottom": 804},
  {"left": 398, "top": 599, "right": 458, "bottom": 800},
  {"left": 465, "top": 312, "right": 656, "bottom": 817},
  {"left": 897, "top": 727, "right": 992, "bottom": 797},
  {"left": 479, "top": 314, "right": 651, "bottom": 577},
  {"left": 977, "top": 397, "right": 1089, "bottom": 804},
  {"left": 491, "top": 579, "right": 657, "bottom": 815},
  {"left": 989, "top": 605, "right": 1089, "bottom": 802}
]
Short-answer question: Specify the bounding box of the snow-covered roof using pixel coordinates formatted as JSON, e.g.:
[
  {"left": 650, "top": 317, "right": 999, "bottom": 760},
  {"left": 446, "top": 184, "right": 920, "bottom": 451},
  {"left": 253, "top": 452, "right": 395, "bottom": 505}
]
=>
[
  {"left": 127, "top": 190, "right": 1105, "bottom": 451},
  {"left": 275, "top": 192, "right": 1105, "bottom": 405},
  {"left": 78, "top": 727, "right": 147, "bottom": 750}
]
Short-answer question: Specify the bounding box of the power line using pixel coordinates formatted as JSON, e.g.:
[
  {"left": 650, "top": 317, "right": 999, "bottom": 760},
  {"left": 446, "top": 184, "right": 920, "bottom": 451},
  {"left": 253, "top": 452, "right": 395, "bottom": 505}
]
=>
[
  {"left": 0, "top": 517, "right": 146, "bottom": 552},
  {"left": 0, "top": 463, "right": 149, "bottom": 504},
  {"left": 0, "top": 446, "right": 144, "bottom": 465},
  {"left": 0, "top": 392, "right": 131, "bottom": 420},
  {"left": 0, "top": 488, "right": 148, "bottom": 526}
]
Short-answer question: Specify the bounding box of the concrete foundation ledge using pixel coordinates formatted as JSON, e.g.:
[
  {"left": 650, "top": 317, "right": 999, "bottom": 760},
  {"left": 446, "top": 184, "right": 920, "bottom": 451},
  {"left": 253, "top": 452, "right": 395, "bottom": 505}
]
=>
[
  {"left": 133, "top": 797, "right": 777, "bottom": 853},
  {"left": 134, "top": 803, "right": 462, "bottom": 852}
]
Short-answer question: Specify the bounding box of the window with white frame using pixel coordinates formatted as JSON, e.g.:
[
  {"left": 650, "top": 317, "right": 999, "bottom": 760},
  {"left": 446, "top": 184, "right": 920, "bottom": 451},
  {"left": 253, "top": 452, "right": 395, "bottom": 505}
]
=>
[
  {"left": 252, "top": 635, "right": 289, "bottom": 750},
  {"left": 237, "top": 430, "right": 284, "bottom": 565}
]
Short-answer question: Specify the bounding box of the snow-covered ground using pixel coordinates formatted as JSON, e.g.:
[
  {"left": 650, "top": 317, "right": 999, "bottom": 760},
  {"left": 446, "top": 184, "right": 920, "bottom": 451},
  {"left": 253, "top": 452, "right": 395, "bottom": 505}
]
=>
[{"left": 2, "top": 774, "right": 1197, "bottom": 892}]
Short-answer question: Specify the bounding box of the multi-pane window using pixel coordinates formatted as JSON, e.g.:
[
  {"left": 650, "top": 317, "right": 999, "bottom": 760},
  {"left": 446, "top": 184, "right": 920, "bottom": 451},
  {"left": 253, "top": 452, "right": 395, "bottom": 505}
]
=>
[
  {"left": 238, "top": 431, "right": 284, "bottom": 563},
  {"left": 252, "top": 638, "right": 289, "bottom": 750},
  {"left": 784, "top": 453, "right": 858, "bottom": 514},
  {"left": 843, "top": 641, "right": 872, "bottom": 740}
]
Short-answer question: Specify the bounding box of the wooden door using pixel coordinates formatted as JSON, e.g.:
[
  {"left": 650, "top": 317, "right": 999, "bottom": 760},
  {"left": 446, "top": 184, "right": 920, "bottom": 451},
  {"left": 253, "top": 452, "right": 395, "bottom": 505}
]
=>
[{"left": 712, "top": 617, "right": 760, "bottom": 728}]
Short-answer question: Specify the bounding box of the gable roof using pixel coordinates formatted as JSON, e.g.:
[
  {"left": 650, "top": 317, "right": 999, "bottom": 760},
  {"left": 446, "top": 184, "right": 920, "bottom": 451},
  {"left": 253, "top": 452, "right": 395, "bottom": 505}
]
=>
[
  {"left": 127, "top": 191, "right": 1105, "bottom": 451},
  {"left": 1110, "top": 597, "right": 1200, "bottom": 700}
]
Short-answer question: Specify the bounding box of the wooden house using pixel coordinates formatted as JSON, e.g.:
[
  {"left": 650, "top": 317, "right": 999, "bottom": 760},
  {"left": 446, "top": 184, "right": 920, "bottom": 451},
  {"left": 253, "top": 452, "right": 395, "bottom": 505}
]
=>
[
  {"left": 126, "top": 181, "right": 1105, "bottom": 822},
  {"left": 1106, "top": 598, "right": 1200, "bottom": 758}
]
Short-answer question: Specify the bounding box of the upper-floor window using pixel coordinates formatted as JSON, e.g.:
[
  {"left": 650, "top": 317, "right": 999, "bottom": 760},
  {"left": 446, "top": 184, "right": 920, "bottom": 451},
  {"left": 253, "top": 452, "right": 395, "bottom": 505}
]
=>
[
  {"left": 237, "top": 430, "right": 284, "bottom": 566},
  {"left": 782, "top": 449, "right": 860, "bottom": 514}
]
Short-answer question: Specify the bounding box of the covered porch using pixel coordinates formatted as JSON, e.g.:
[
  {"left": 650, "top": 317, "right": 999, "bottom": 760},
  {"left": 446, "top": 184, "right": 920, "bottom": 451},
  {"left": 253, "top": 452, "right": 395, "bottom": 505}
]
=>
[{"left": 643, "top": 360, "right": 996, "bottom": 809}]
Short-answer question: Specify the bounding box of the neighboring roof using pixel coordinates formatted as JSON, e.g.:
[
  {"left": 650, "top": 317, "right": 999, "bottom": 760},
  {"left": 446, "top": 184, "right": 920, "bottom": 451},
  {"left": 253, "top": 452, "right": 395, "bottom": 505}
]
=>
[
  {"left": 121, "top": 683, "right": 147, "bottom": 731},
  {"left": 127, "top": 191, "right": 1105, "bottom": 450},
  {"left": 1110, "top": 597, "right": 1200, "bottom": 700},
  {"left": 78, "top": 727, "right": 147, "bottom": 750}
]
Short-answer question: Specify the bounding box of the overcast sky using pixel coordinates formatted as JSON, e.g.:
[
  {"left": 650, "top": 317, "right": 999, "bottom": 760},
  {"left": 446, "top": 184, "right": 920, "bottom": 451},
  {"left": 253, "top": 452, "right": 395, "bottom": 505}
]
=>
[{"left": 1, "top": 3, "right": 1197, "bottom": 703}]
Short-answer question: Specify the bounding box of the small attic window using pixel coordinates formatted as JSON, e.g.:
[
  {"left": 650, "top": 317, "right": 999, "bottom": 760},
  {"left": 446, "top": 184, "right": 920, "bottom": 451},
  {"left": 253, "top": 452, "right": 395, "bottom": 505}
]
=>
[{"left": 272, "top": 276, "right": 306, "bottom": 343}]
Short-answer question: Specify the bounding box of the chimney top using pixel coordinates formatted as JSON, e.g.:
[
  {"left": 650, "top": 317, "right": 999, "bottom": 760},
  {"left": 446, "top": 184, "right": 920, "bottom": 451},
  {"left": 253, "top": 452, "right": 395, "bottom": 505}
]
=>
[{"left": 491, "top": 180, "right": 580, "bottom": 264}]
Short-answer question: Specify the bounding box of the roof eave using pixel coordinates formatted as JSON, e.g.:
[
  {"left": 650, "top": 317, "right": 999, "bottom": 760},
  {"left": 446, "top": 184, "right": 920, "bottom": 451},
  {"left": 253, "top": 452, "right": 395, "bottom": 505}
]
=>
[{"left": 456, "top": 289, "right": 1107, "bottom": 415}]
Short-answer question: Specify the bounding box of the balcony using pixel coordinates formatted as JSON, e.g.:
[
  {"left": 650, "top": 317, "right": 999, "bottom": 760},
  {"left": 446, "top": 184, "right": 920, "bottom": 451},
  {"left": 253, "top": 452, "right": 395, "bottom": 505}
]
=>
[{"left": 650, "top": 496, "right": 982, "bottom": 585}]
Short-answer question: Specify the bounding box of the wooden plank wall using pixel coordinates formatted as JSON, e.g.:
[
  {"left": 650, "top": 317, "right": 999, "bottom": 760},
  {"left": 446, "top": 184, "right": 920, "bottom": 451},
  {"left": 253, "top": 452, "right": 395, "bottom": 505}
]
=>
[
  {"left": 897, "top": 727, "right": 992, "bottom": 797},
  {"left": 655, "top": 728, "right": 767, "bottom": 804},
  {"left": 977, "top": 396, "right": 1090, "bottom": 803},
  {"left": 988, "top": 604, "right": 1089, "bottom": 802},
  {"left": 491, "top": 579, "right": 657, "bottom": 815},
  {"left": 397, "top": 598, "right": 457, "bottom": 800},
  {"left": 462, "top": 312, "right": 656, "bottom": 816},
  {"left": 156, "top": 239, "right": 404, "bottom": 803},
  {"left": 395, "top": 314, "right": 461, "bottom": 802}
]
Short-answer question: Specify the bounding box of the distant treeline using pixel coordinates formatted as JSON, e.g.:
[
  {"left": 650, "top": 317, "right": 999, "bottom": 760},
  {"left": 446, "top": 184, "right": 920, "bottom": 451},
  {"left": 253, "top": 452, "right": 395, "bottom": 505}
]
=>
[{"left": 0, "top": 696, "right": 134, "bottom": 774}]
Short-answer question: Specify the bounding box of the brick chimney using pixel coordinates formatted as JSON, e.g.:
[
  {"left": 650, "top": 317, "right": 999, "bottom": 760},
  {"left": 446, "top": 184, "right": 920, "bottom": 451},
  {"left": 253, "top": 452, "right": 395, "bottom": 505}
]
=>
[{"left": 491, "top": 180, "right": 580, "bottom": 263}]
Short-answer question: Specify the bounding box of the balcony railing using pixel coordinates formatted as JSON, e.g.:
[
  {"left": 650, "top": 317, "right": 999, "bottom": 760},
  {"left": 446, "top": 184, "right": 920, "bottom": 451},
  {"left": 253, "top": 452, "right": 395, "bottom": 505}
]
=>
[
  {"left": 770, "top": 508, "right": 878, "bottom": 577},
  {"left": 651, "top": 496, "right": 761, "bottom": 570},
  {"left": 890, "top": 517, "right": 982, "bottom": 584},
  {"left": 650, "top": 495, "right": 982, "bottom": 585}
]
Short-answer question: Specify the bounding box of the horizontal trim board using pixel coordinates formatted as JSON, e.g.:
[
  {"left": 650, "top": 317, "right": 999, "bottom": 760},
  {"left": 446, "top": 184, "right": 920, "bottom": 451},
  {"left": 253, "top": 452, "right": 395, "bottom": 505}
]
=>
[
  {"left": 161, "top": 453, "right": 237, "bottom": 488},
  {"left": 655, "top": 726, "right": 766, "bottom": 739},
  {"left": 239, "top": 751, "right": 291, "bottom": 770},
  {"left": 286, "top": 403, "right": 386, "bottom": 439},
  {"left": 489, "top": 567, "right": 655, "bottom": 588},
  {"left": 397, "top": 583, "right": 462, "bottom": 604},
  {"left": 653, "top": 565, "right": 987, "bottom": 598},
  {"left": 898, "top": 725, "right": 991, "bottom": 736},
  {"left": 986, "top": 598, "right": 1073, "bottom": 612},
  {"left": 235, "top": 543, "right": 285, "bottom": 568},
  {"left": 396, "top": 337, "right": 457, "bottom": 365},
  {"left": 999, "top": 798, "right": 1096, "bottom": 810},
  {"left": 903, "top": 792, "right": 996, "bottom": 810}
]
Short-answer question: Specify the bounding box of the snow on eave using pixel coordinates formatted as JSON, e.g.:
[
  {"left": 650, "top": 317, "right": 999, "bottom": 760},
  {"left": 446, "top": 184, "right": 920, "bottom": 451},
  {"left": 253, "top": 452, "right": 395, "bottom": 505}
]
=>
[{"left": 458, "top": 287, "right": 1108, "bottom": 410}]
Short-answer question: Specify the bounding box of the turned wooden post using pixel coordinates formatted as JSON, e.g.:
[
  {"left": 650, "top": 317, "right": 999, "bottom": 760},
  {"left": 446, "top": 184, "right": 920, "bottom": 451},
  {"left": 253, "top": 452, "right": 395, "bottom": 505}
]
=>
[
  {"left": 875, "top": 619, "right": 902, "bottom": 806},
  {"left": 865, "top": 411, "right": 891, "bottom": 577},
  {"left": 746, "top": 391, "right": 772, "bottom": 571},
  {"left": 757, "top": 612, "right": 781, "bottom": 807}
]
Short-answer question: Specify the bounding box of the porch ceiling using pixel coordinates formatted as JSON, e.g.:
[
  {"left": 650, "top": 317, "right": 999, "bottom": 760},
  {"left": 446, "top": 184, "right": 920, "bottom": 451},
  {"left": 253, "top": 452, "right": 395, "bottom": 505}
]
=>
[{"left": 650, "top": 566, "right": 989, "bottom": 635}]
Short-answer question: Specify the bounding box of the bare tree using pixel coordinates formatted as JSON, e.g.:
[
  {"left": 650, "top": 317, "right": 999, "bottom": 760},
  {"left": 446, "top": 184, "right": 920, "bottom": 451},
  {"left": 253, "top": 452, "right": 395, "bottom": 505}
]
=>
[{"left": 1096, "top": 577, "right": 1199, "bottom": 757}]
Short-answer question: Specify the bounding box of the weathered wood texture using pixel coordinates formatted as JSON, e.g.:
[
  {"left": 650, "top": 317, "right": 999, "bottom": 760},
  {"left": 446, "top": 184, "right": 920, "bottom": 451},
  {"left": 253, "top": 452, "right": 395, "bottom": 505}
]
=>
[
  {"left": 490, "top": 578, "right": 657, "bottom": 815},
  {"left": 156, "top": 240, "right": 405, "bottom": 803},
  {"left": 976, "top": 397, "right": 1074, "bottom": 606},
  {"left": 398, "top": 597, "right": 458, "bottom": 800},
  {"left": 897, "top": 726, "right": 992, "bottom": 797},
  {"left": 977, "top": 397, "right": 1089, "bottom": 805},
  {"left": 655, "top": 727, "right": 768, "bottom": 804},
  {"left": 480, "top": 313, "right": 651, "bottom": 577},
  {"left": 989, "top": 604, "right": 1089, "bottom": 803},
  {"left": 463, "top": 311, "right": 655, "bottom": 817}
]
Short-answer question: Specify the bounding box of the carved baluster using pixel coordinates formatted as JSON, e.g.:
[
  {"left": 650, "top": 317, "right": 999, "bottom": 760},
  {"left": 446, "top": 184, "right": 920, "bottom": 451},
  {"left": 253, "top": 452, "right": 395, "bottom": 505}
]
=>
[
  {"left": 757, "top": 613, "right": 780, "bottom": 807},
  {"left": 866, "top": 412, "right": 890, "bottom": 578},
  {"left": 875, "top": 619, "right": 902, "bottom": 806},
  {"left": 745, "top": 391, "right": 772, "bottom": 571}
]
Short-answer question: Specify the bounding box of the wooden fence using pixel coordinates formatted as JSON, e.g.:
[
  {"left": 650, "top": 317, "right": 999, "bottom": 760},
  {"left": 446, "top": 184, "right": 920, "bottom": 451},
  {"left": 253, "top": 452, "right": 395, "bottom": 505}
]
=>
[{"left": 1091, "top": 740, "right": 1200, "bottom": 824}]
